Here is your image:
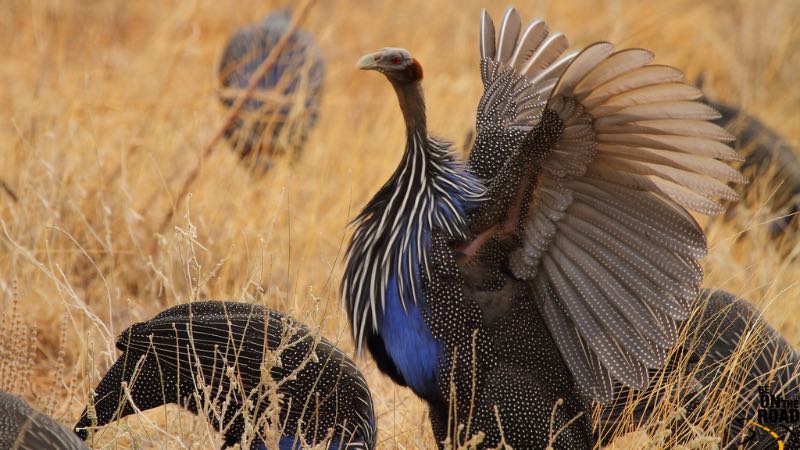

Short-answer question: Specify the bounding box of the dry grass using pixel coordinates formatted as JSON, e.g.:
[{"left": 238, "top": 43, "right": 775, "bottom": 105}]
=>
[{"left": 0, "top": 0, "right": 798, "bottom": 448}]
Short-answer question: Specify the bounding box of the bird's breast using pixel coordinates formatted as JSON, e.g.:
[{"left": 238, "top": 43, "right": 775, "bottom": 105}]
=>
[{"left": 378, "top": 272, "right": 443, "bottom": 400}]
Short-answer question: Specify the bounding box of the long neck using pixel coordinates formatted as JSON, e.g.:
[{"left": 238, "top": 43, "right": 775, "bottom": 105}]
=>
[{"left": 390, "top": 80, "right": 427, "bottom": 136}]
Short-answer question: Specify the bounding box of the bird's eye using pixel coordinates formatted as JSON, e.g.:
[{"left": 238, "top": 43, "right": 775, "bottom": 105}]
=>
[{"left": 390, "top": 56, "right": 402, "bottom": 65}]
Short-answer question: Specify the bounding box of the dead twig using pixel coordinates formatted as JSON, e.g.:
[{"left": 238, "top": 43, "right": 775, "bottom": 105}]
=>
[{"left": 1, "top": 178, "right": 19, "bottom": 203}]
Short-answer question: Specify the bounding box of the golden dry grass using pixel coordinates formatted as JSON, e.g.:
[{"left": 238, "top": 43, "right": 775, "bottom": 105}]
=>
[{"left": 0, "top": 0, "right": 799, "bottom": 448}]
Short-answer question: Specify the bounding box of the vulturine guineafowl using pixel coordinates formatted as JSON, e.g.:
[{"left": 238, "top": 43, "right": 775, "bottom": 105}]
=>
[
  {"left": 338, "top": 5, "right": 790, "bottom": 448},
  {"left": 74, "top": 301, "right": 375, "bottom": 450},
  {"left": 218, "top": 10, "right": 324, "bottom": 171},
  {"left": 0, "top": 392, "right": 87, "bottom": 450}
]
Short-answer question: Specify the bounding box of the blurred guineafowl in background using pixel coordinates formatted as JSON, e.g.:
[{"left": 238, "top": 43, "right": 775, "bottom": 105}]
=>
[
  {"left": 218, "top": 10, "right": 324, "bottom": 171},
  {"left": 0, "top": 392, "right": 87, "bottom": 450},
  {"left": 74, "top": 301, "right": 375, "bottom": 450},
  {"left": 343, "top": 5, "right": 797, "bottom": 448},
  {"left": 705, "top": 96, "right": 800, "bottom": 238}
]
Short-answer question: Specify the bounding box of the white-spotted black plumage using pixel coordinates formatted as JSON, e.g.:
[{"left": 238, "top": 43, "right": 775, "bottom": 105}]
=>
[
  {"left": 0, "top": 392, "right": 87, "bottom": 450},
  {"left": 74, "top": 301, "right": 375, "bottom": 450}
]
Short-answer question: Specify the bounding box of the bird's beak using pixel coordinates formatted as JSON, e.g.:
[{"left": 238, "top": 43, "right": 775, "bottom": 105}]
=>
[{"left": 357, "top": 52, "right": 380, "bottom": 70}]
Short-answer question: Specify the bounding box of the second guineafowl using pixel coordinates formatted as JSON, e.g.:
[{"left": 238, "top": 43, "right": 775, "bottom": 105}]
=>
[
  {"left": 74, "top": 301, "right": 375, "bottom": 450},
  {"left": 597, "top": 289, "right": 800, "bottom": 448}
]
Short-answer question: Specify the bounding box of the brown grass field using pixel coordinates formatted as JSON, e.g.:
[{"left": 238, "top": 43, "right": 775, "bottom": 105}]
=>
[{"left": 1, "top": 0, "right": 799, "bottom": 448}]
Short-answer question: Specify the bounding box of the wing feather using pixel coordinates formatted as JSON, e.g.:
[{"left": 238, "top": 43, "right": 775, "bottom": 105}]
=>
[
  {"left": 470, "top": 8, "right": 572, "bottom": 180},
  {"left": 566, "top": 201, "right": 701, "bottom": 292},
  {"left": 556, "top": 232, "right": 667, "bottom": 366},
  {"left": 496, "top": 7, "right": 522, "bottom": 63},
  {"left": 596, "top": 144, "right": 745, "bottom": 183},
  {"left": 552, "top": 42, "right": 615, "bottom": 98},
  {"left": 471, "top": 10, "right": 743, "bottom": 401},
  {"left": 557, "top": 212, "right": 697, "bottom": 316},
  {"left": 595, "top": 155, "right": 739, "bottom": 200},
  {"left": 595, "top": 101, "right": 722, "bottom": 126},
  {"left": 479, "top": 9, "right": 496, "bottom": 61},
  {"left": 569, "top": 180, "right": 707, "bottom": 257},
  {"left": 598, "top": 133, "right": 742, "bottom": 160},
  {"left": 511, "top": 40, "right": 742, "bottom": 399},
  {"left": 535, "top": 277, "right": 614, "bottom": 402},
  {"left": 573, "top": 48, "right": 654, "bottom": 99},
  {"left": 543, "top": 252, "right": 648, "bottom": 389},
  {"left": 508, "top": 19, "right": 549, "bottom": 70},
  {"left": 581, "top": 65, "right": 685, "bottom": 109},
  {"left": 557, "top": 219, "right": 677, "bottom": 345},
  {"left": 521, "top": 33, "right": 570, "bottom": 77},
  {"left": 589, "top": 83, "right": 703, "bottom": 115},
  {"left": 586, "top": 162, "right": 727, "bottom": 214},
  {"left": 596, "top": 119, "right": 734, "bottom": 141}
]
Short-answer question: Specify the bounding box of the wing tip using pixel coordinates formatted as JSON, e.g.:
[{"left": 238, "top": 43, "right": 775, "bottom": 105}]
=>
[
  {"left": 480, "top": 8, "right": 496, "bottom": 61},
  {"left": 501, "top": 5, "right": 520, "bottom": 29}
]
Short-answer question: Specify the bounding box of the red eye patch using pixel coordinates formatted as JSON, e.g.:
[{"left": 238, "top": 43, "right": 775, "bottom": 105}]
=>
[{"left": 390, "top": 56, "right": 401, "bottom": 65}]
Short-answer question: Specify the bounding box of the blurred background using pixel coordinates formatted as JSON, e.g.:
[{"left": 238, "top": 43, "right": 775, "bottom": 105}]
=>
[{"left": 1, "top": 0, "right": 798, "bottom": 447}]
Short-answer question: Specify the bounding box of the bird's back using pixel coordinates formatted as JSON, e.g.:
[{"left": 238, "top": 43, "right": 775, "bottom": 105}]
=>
[{"left": 77, "top": 301, "right": 375, "bottom": 449}]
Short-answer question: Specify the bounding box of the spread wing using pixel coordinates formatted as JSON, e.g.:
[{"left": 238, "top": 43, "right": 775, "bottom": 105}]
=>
[{"left": 470, "top": 9, "right": 745, "bottom": 402}]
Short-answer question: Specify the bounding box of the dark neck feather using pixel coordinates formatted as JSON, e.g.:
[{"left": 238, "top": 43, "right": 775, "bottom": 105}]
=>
[{"left": 390, "top": 80, "right": 427, "bottom": 136}]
